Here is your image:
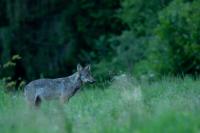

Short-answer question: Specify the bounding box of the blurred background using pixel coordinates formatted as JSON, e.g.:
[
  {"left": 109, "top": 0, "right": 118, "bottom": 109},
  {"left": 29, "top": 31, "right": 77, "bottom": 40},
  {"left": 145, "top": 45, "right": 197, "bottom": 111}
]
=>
[{"left": 0, "top": 0, "right": 200, "bottom": 89}]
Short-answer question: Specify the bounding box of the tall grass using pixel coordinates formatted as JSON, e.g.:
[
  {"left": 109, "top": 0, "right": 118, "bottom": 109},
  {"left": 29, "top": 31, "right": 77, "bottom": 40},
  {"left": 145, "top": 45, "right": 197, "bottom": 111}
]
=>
[{"left": 0, "top": 76, "right": 200, "bottom": 133}]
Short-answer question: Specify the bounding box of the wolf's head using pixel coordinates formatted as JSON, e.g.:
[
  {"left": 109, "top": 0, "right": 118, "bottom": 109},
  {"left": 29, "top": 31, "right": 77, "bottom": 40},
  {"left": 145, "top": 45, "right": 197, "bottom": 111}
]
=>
[{"left": 77, "top": 64, "right": 96, "bottom": 84}]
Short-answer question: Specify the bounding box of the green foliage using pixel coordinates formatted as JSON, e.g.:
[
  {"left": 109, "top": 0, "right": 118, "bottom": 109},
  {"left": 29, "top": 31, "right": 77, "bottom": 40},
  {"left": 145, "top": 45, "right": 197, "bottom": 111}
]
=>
[
  {"left": 119, "top": 0, "right": 171, "bottom": 36},
  {"left": 155, "top": 0, "right": 200, "bottom": 75},
  {"left": 0, "top": 54, "right": 25, "bottom": 89},
  {"left": 113, "top": 0, "right": 200, "bottom": 78},
  {"left": 0, "top": 76, "right": 200, "bottom": 132},
  {"left": 133, "top": 36, "right": 174, "bottom": 79},
  {"left": 111, "top": 31, "right": 147, "bottom": 72},
  {"left": 96, "top": 0, "right": 172, "bottom": 78}
]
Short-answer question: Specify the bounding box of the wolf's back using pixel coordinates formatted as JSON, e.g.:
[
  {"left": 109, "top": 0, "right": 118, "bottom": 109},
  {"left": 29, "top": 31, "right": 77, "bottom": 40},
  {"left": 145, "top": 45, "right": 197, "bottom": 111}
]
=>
[{"left": 24, "top": 79, "right": 64, "bottom": 105}]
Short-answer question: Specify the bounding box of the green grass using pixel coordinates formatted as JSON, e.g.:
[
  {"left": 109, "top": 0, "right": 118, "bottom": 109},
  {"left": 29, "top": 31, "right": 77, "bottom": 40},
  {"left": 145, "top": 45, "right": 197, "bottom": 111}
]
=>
[{"left": 0, "top": 76, "right": 200, "bottom": 133}]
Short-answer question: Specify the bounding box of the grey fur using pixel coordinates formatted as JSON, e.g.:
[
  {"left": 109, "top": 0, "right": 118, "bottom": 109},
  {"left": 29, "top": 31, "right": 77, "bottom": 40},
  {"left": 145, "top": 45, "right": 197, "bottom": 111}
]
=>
[{"left": 24, "top": 64, "right": 95, "bottom": 106}]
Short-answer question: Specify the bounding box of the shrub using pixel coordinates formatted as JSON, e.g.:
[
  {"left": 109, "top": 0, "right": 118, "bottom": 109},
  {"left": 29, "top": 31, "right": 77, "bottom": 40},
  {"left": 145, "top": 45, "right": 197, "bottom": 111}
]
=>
[
  {"left": 0, "top": 55, "right": 25, "bottom": 90},
  {"left": 155, "top": 0, "right": 200, "bottom": 75},
  {"left": 101, "top": 0, "right": 173, "bottom": 79}
]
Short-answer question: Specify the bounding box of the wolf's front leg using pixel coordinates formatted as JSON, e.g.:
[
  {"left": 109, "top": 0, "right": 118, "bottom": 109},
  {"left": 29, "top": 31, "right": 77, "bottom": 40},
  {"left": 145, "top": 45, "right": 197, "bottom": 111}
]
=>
[{"left": 60, "top": 95, "right": 69, "bottom": 104}]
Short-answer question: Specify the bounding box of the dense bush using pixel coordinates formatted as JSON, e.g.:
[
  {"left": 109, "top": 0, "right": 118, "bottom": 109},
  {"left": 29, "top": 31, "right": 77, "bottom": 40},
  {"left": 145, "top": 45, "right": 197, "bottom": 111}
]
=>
[
  {"left": 119, "top": 0, "right": 172, "bottom": 36},
  {"left": 94, "top": 0, "right": 172, "bottom": 79},
  {"left": 137, "top": 0, "right": 200, "bottom": 78},
  {"left": 155, "top": 0, "right": 200, "bottom": 75},
  {"left": 111, "top": 0, "right": 200, "bottom": 79}
]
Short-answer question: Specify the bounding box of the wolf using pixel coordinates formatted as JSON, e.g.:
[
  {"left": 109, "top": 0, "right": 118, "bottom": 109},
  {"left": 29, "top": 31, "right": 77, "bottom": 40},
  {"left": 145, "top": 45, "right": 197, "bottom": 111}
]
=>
[{"left": 24, "top": 64, "right": 95, "bottom": 107}]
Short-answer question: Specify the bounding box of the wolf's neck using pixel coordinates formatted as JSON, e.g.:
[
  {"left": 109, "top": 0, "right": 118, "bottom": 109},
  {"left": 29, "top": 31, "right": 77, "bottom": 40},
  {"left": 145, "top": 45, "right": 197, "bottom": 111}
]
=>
[{"left": 66, "top": 72, "right": 82, "bottom": 88}]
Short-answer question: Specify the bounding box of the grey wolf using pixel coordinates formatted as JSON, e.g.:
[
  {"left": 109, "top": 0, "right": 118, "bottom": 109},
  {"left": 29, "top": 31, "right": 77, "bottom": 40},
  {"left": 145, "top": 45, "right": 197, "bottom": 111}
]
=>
[{"left": 24, "top": 64, "right": 95, "bottom": 106}]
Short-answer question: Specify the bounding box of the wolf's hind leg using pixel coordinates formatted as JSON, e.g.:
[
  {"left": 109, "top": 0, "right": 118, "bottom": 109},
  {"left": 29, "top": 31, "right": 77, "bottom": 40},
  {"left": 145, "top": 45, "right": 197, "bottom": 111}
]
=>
[
  {"left": 34, "top": 96, "right": 42, "bottom": 107},
  {"left": 60, "top": 95, "right": 69, "bottom": 104}
]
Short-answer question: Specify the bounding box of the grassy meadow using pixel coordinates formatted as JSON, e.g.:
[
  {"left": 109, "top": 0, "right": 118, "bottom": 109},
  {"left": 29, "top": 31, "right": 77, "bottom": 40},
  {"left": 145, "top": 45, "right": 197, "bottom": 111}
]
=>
[{"left": 0, "top": 75, "right": 200, "bottom": 133}]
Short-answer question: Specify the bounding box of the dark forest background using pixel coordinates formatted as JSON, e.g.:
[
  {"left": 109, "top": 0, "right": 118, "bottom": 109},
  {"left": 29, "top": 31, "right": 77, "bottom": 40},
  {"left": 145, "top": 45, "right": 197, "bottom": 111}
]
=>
[{"left": 0, "top": 0, "right": 200, "bottom": 87}]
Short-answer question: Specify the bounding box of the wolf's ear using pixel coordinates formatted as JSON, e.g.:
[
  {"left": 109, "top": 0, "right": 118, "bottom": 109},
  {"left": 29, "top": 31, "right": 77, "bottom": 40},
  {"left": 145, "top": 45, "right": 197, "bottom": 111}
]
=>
[
  {"left": 85, "top": 64, "right": 91, "bottom": 71},
  {"left": 77, "top": 64, "right": 83, "bottom": 72}
]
